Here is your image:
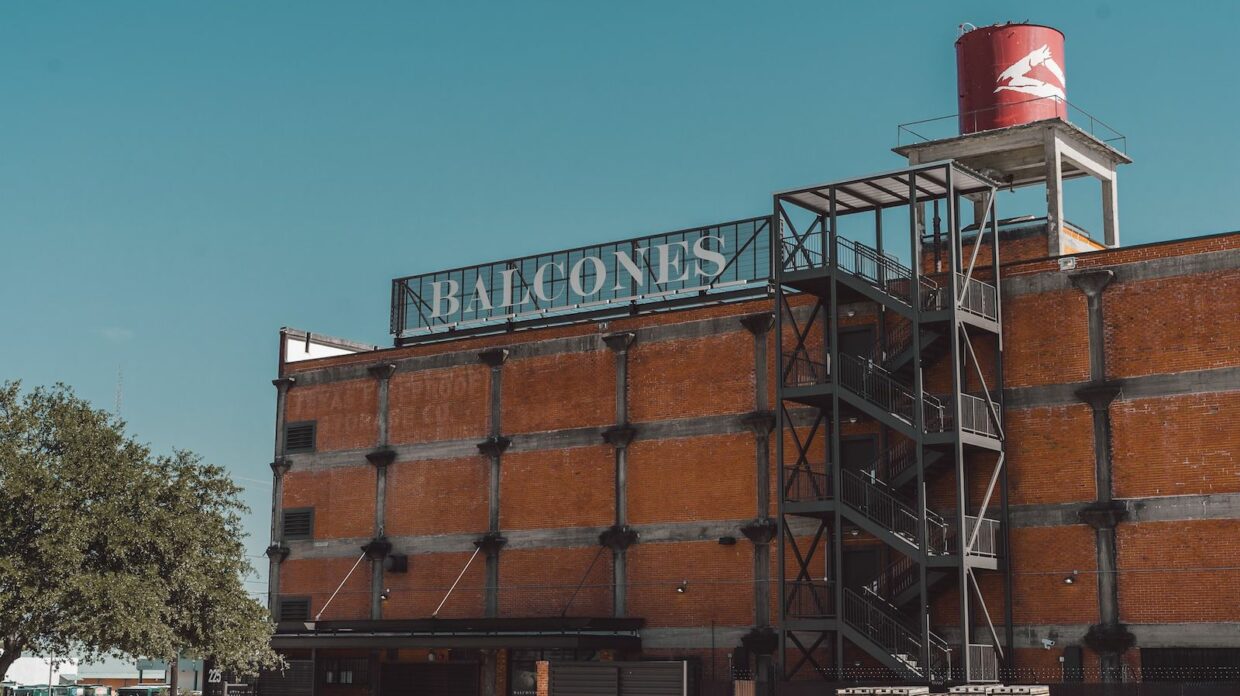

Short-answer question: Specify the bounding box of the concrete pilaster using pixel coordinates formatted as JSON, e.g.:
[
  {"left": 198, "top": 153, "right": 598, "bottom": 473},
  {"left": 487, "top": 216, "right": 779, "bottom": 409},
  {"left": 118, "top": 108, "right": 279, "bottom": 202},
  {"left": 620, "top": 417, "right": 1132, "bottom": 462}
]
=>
[
  {"left": 367, "top": 363, "right": 396, "bottom": 620},
  {"left": 479, "top": 348, "right": 510, "bottom": 617},
  {"left": 740, "top": 312, "right": 775, "bottom": 696},
  {"left": 1070, "top": 269, "right": 1135, "bottom": 681},
  {"left": 268, "top": 376, "right": 295, "bottom": 616},
  {"left": 602, "top": 332, "right": 636, "bottom": 616}
]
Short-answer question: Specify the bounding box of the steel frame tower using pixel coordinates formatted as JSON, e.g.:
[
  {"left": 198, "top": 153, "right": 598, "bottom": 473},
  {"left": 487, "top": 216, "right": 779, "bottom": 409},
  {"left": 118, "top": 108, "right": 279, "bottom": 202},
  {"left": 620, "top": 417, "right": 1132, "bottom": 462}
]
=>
[{"left": 774, "top": 162, "right": 1011, "bottom": 685}]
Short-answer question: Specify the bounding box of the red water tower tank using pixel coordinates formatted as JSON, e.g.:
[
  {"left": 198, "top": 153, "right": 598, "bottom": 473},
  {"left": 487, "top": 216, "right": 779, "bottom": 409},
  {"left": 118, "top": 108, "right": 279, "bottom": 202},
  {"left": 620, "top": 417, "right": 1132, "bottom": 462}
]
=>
[{"left": 956, "top": 23, "right": 1067, "bottom": 134}]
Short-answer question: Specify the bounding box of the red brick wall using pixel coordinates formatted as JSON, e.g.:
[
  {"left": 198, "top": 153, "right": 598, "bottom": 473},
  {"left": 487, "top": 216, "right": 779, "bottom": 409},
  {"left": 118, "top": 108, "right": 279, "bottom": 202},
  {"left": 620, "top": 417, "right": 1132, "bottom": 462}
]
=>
[
  {"left": 1117, "top": 519, "right": 1240, "bottom": 623},
  {"left": 1112, "top": 393, "right": 1240, "bottom": 498},
  {"left": 629, "top": 331, "right": 754, "bottom": 422},
  {"left": 500, "top": 446, "right": 614, "bottom": 529},
  {"left": 283, "top": 466, "right": 375, "bottom": 539},
  {"left": 281, "top": 556, "right": 372, "bottom": 621},
  {"left": 388, "top": 365, "right": 489, "bottom": 444},
  {"left": 1003, "top": 290, "right": 1091, "bottom": 388},
  {"left": 286, "top": 380, "right": 378, "bottom": 452},
  {"left": 1009, "top": 525, "right": 1099, "bottom": 625},
  {"left": 1005, "top": 404, "right": 1096, "bottom": 506},
  {"left": 385, "top": 457, "right": 488, "bottom": 536},
  {"left": 380, "top": 549, "right": 485, "bottom": 619},
  {"left": 1105, "top": 270, "right": 1240, "bottom": 378},
  {"left": 502, "top": 351, "right": 615, "bottom": 433},
  {"left": 627, "top": 540, "right": 753, "bottom": 627},
  {"left": 627, "top": 433, "right": 756, "bottom": 525},
  {"left": 499, "top": 546, "right": 613, "bottom": 617}
]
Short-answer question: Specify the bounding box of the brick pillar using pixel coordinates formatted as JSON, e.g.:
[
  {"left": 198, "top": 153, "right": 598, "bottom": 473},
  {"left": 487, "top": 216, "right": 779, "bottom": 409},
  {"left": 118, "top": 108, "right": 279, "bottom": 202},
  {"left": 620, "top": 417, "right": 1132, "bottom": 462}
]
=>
[
  {"left": 267, "top": 376, "right": 295, "bottom": 616},
  {"left": 478, "top": 348, "right": 510, "bottom": 617},
  {"left": 602, "top": 331, "right": 637, "bottom": 617},
  {"left": 535, "top": 661, "right": 550, "bottom": 696},
  {"left": 1070, "top": 269, "right": 1134, "bottom": 681}
]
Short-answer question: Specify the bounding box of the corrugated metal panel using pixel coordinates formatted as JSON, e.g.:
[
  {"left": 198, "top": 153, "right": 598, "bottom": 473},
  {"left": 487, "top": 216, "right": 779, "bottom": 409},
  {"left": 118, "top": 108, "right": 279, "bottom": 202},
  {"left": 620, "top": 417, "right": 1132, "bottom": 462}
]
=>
[
  {"left": 619, "top": 662, "right": 684, "bottom": 696},
  {"left": 549, "top": 663, "right": 618, "bottom": 696},
  {"left": 549, "top": 662, "right": 686, "bottom": 696},
  {"left": 257, "top": 660, "right": 312, "bottom": 696}
]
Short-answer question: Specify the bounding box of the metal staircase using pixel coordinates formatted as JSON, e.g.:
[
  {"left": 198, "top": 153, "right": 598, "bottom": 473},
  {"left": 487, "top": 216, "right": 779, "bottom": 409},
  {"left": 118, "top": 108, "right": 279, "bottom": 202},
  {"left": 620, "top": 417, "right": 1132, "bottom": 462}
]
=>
[
  {"left": 841, "top": 587, "right": 952, "bottom": 682},
  {"left": 774, "top": 163, "right": 1010, "bottom": 686}
]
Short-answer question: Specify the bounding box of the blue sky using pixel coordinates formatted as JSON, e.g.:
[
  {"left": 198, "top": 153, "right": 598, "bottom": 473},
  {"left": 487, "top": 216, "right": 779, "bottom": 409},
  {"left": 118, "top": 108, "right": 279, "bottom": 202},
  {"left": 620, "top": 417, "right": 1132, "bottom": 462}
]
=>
[{"left": 2, "top": 2, "right": 1236, "bottom": 596}]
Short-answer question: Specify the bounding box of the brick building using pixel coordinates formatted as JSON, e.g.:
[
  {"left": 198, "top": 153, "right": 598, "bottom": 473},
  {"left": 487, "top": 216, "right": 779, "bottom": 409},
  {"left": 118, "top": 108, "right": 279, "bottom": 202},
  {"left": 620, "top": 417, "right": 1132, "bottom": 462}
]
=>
[
  {"left": 259, "top": 156, "right": 1238, "bottom": 695},
  {"left": 256, "top": 28, "right": 1238, "bottom": 696}
]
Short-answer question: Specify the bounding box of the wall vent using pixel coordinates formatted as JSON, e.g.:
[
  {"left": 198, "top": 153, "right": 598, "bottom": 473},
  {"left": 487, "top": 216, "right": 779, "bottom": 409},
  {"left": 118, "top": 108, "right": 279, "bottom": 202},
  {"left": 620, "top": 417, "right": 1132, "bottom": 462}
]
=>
[
  {"left": 286, "top": 421, "right": 317, "bottom": 453},
  {"left": 283, "top": 508, "right": 314, "bottom": 540}
]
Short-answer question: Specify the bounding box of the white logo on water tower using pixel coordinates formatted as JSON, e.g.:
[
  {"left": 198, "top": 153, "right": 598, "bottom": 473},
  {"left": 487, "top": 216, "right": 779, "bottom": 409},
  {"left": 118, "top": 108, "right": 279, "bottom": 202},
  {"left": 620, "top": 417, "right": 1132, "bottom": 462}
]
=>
[{"left": 995, "top": 44, "right": 1066, "bottom": 101}]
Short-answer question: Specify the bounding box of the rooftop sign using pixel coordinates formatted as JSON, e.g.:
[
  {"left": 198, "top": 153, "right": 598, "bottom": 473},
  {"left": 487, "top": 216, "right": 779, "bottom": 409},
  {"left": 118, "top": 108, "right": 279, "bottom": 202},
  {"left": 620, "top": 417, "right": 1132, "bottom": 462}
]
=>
[{"left": 391, "top": 216, "right": 771, "bottom": 342}]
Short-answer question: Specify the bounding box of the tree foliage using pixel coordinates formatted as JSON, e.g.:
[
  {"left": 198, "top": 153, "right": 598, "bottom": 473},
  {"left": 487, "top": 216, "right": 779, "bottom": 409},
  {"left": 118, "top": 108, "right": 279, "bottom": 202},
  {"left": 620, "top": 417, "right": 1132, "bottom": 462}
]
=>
[{"left": 0, "top": 382, "right": 281, "bottom": 679}]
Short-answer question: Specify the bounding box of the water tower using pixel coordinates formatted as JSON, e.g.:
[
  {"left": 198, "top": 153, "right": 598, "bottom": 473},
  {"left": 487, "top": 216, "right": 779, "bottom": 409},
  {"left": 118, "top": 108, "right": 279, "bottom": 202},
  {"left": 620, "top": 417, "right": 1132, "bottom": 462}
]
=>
[{"left": 895, "top": 23, "right": 1131, "bottom": 255}]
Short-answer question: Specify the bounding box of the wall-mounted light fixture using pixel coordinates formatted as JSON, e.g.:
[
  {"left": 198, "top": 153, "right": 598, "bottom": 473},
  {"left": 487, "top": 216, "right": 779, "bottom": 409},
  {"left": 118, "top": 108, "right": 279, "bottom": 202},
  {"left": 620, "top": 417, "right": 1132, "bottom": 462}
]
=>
[
  {"left": 380, "top": 588, "right": 391, "bottom": 601},
  {"left": 1064, "top": 570, "right": 1079, "bottom": 584},
  {"left": 676, "top": 580, "right": 689, "bottom": 594}
]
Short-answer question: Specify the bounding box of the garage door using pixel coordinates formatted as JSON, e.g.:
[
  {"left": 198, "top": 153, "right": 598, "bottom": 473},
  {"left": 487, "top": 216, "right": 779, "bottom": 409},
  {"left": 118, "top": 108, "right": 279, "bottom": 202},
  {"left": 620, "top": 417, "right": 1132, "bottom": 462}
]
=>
[
  {"left": 548, "top": 661, "right": 686, "bottom": 696},
  {"left": 381, "top": 663, "right": 479, "bottom": 696}
]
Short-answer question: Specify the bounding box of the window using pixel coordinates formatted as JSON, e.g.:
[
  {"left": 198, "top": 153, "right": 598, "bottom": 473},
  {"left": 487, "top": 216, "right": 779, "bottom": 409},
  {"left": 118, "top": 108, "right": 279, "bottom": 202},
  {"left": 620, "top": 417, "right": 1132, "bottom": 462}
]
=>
[
  {"left": 321, "top": 658, "right": 369, "bottom": 686},
  {"left": 282, "top": 508, "right": 314, "bottom": 540},
  {"left": 285, "top": 421, "right": 316, "bottom": 453},
  {"left": 278, "top": 597, "right": 310, "bottom": 621}
]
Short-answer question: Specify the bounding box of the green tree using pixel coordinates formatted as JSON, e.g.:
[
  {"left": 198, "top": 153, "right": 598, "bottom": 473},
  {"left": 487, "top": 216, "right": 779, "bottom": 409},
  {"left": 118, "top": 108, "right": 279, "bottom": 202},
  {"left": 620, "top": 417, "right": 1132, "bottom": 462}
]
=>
[{"left": 0, "top": 382, "right": 280, "bottom": 681}]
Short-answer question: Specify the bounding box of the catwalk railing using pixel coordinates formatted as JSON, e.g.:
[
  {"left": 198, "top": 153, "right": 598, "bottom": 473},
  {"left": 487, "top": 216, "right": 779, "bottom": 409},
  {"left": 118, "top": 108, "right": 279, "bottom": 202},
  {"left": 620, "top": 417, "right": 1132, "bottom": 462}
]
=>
[
  {"left": 785, "top": 580, "right": 835, "bottom": 619},
  {"left": 784, "top": 463, "right": 832, "bottom": 503}
]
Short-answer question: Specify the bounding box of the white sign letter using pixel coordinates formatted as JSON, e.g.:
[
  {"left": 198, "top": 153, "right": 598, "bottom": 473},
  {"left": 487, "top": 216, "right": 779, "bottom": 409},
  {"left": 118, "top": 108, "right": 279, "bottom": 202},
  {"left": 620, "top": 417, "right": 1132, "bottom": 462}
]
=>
[
  {"left": 613, "top": 248, "right": 646, "bottom": 292},
  {"left": 655, "top": 242, "right": 690, "bottom": 285},
  {"left": 430, "top": 279, "right": 460, "bottom": 318},
  {"left": 693, "top": 235, "right": 727, "bottom": 279},
  {"left": 498, "top": 268, "right": 532, "bottom": 309},
  {"left": 465, "top": 275, "right": 493, "bottom": 313},
  {"left": 533, "top": 262, "right": 565, "bottom": 303},
  {"left": 570, "top": 256, "right": 607, "bottom": 298}
]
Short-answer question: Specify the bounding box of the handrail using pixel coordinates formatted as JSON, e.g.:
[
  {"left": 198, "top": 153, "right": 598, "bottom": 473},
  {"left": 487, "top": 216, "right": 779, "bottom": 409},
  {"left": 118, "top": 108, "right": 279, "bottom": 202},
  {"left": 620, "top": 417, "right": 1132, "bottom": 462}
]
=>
[
  {"left": 841, "top": 469, "right": 921, "bottom": 544},
  {"left": 838, "top": 353, "right": 948, "bottom": 432},
  {"left": 785, "top": 579, "right": 835, "bottom": 618},
  {"left": 780, "top": 235, "right": 823, "bottom": 272},
  {"left": 781, "top": 351, "right": 829, "bottom": 388},
  {"left": 783, "top": 463, "right": 832, "bottom": 502},
  {"left": 946, "top": 515, "right": 1000, "bottom": 558},
  {"left": 955, "top": 273, "right": 999, "bottom": 321},
  {"left": 842, "top": 588, "right": 953, "bottom": 680},
  {"left": 837, "top": 237, "right": 941, "bottom": 309},
  {"left": 968, "top": 644, "right": 1000, "bottom": 683},
  {"left": 959, "top": 393, "right": 1001, "bottom": 438}
]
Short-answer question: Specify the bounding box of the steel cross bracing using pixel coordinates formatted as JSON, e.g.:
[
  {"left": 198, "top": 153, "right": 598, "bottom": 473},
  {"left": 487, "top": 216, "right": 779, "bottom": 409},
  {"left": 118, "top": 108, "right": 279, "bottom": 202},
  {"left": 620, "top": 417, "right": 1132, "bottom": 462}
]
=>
[{"left": 772, "top": 162, "right": 1011, "bottom": 686}]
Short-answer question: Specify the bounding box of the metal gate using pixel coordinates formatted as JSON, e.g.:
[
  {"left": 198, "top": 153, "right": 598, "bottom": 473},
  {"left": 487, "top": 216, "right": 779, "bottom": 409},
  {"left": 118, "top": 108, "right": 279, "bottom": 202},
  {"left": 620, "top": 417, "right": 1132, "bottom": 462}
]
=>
[
  {"left": 548, "top": 661, "right": 686, "bottom": 696},
  {"left": 380, "top": 663, "right": 479, "bottom": 696}
]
